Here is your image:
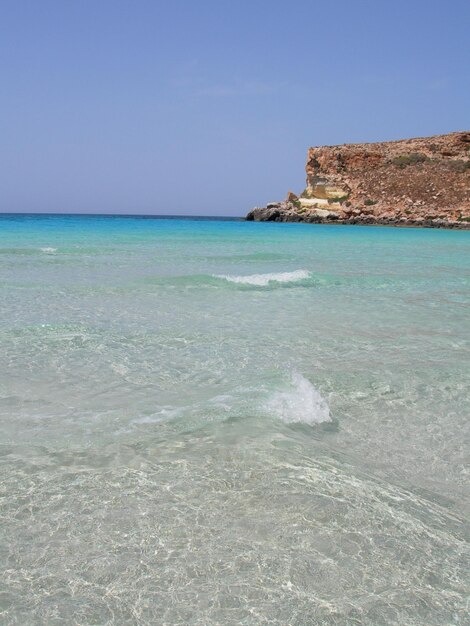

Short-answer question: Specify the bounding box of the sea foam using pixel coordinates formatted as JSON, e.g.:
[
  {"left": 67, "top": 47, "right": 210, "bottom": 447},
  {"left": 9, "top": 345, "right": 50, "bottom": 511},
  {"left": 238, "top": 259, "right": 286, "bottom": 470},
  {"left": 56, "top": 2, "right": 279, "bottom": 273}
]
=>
[
  {"left": 215, "top": 269, "right": 310, "bottom": 286},
  {"left": 266, "top": 371, "right": 331, "bottom": 424},
  {"left": 40, "top": 247, "right": 57, "bottom": 254}
]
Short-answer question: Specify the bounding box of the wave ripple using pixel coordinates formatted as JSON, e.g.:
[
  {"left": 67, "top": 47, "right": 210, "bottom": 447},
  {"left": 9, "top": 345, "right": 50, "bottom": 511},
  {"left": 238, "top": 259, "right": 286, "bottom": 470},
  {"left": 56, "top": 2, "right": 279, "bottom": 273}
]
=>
[
  {"left": 215, "top": 269, "right": 310, "bottom": 286},
  {"left": 266, "top": 371, "right": 331, "bottom": 424}
]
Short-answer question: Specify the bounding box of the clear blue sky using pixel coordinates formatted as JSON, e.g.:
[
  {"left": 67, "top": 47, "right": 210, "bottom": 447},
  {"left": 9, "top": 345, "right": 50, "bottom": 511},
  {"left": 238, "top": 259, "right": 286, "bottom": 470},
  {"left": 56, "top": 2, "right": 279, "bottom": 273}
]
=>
[{"left": 1, "top": 0, "right": 469, "bottom": 215}]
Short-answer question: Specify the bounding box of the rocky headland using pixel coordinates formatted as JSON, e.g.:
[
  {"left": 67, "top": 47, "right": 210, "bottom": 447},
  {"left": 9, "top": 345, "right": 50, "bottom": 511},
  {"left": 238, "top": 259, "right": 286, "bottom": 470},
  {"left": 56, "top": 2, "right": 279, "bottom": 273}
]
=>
[{"left": 247, "top": 132, "right": 470, "bottom": 228}]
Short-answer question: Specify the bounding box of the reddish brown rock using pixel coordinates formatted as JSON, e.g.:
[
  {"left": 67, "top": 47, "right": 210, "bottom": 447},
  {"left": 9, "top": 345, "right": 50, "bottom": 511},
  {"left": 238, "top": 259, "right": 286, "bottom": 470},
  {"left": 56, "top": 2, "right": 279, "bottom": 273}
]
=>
[
  {"left": 286, "top": 190, "right": 299, "bottom": 203},
  {"left": 247, "top": 132, "right": 470, "bottom": 228}
]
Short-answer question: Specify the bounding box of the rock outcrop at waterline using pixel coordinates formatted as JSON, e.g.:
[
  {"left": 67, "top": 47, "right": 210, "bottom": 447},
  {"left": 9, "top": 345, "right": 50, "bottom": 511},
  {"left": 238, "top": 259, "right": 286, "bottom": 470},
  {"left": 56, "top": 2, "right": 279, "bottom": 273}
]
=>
[{"left": 247, "top": 132, "right": 470, "bottom": 228}]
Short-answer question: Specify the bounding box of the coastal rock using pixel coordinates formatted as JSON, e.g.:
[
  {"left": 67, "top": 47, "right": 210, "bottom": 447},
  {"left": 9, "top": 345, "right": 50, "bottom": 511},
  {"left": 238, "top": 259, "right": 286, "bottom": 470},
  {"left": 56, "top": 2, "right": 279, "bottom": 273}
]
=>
[
  {"left": 246, "top": 206, "right": 282, "bottom": 221},
  {"left": 286, "top": 191, "right": 299, "bottom": 202},
  {"left": 247, "top": 132, "right": 470, "bottom": 228}
]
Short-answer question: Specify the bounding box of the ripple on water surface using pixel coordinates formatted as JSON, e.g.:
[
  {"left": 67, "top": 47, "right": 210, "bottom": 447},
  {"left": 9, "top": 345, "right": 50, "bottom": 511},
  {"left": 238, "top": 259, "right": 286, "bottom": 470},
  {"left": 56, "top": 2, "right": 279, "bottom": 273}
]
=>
[{"left": 2, "top": 425, "right": 469, "bottom": 626}]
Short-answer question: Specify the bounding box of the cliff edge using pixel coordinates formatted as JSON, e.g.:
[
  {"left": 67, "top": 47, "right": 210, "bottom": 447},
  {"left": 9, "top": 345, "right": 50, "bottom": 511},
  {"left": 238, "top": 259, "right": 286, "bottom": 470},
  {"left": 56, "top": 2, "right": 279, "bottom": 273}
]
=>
[{"left": 247, "top": 132, "right": 470, "bottom": 228}]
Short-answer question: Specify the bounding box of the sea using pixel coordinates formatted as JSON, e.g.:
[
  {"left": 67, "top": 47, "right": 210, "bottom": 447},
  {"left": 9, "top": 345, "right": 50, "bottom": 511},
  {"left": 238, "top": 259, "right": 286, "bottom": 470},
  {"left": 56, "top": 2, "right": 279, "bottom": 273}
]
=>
[{"left": 1, "top": 213, "right": 469, "bottom": 625}]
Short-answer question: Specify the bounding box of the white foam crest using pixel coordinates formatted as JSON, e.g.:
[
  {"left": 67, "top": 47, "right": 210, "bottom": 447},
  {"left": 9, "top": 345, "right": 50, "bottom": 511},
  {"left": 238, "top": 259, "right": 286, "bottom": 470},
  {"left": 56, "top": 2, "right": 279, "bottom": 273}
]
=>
[
  {"left": 215, "top": 269, "right": 310, "bottom": 286},
  {"left": 266, "top": 371, "right": 331, "bottom": 425},
  {"left": 40, "top": 247, "right": 57, "bottom": 254}
]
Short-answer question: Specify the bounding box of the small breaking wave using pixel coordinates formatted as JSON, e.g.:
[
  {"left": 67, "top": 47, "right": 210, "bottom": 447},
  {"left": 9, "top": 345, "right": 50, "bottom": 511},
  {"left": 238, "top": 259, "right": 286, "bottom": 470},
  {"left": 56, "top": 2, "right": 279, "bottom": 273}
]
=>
[
  {"left": 266, "top": 371, "right": 331, "bottom": 425},
  {"left": 40, "top": 247, "right": 57, "bottom": 254},
  {"left": 214, "top": 269, "right": 310, "bottom": 286}
]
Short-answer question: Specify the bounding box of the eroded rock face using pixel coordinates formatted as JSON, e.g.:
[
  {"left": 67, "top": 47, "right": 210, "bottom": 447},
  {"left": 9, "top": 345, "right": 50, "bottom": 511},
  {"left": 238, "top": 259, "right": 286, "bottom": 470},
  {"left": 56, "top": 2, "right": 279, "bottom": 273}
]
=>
[{"left": 247, "top": 132, "right": 470, "bottom": 228}]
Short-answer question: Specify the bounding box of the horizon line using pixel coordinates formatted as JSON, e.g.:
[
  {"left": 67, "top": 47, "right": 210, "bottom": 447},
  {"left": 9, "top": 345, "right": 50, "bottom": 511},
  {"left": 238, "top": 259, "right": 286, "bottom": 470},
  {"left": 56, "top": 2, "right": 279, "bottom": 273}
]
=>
[{"left": 0, "top": 212, "right": 243, "bottom": 219}]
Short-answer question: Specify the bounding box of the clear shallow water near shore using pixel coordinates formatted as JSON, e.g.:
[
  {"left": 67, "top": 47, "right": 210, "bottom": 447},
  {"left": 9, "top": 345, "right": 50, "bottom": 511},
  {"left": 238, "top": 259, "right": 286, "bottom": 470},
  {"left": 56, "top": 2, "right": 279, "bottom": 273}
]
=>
[{"left": 1, "top": 214, "right": 469, "bottom": 625}]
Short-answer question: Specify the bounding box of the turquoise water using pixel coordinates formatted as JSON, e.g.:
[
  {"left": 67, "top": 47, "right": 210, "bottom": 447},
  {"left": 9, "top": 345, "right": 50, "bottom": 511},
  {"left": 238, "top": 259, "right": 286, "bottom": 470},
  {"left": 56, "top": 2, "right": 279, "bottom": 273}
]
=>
[{"left": 1, "top": 214, "right": 469, "bottom": 625}]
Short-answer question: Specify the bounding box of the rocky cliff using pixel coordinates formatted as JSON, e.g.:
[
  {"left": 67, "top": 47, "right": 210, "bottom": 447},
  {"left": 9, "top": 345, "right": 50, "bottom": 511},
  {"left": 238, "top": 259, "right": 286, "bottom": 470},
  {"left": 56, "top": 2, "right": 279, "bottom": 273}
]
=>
[{"left": 247, "top": 132, "right": 470, "bottom": 228}]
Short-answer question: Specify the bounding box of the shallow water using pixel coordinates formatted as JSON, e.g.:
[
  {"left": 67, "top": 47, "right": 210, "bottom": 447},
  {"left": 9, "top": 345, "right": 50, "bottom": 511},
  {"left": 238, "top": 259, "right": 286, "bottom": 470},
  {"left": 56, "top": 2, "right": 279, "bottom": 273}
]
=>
[{"left": 1, "top": 214, "right": 469, "bottom": 625}]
